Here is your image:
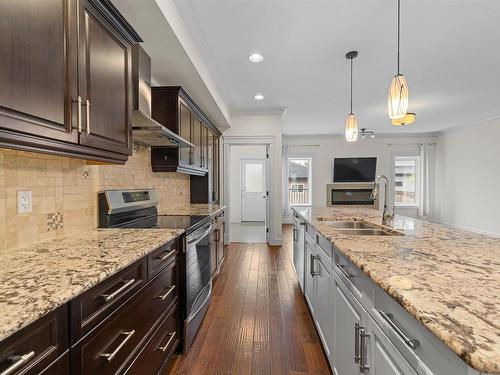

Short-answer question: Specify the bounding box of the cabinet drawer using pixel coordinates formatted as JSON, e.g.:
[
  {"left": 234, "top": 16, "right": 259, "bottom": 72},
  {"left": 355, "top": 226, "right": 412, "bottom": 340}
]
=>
[
  {"left": 124, "top": 305, "right": 180, "bottom": 375},
  {"left": 70, "top": 258, "right": 147, "bottom": 343},
  {"left": 316, "top": 234, "right": 333, "bottom": 263},
  {"left": 305, "top": 223, "right": 316, "bottom": 239},
  {"left": 72, "top": 265, "right": 178, "bottom": 375},
  {"left": 372, "top": 286, "right": 466, "bottom": 375},
  {"left": 333, "top": 248, "right": 363, "bottom": 299},
  {"left": 0, "top": 305, "right": 68, "bottom": 375},
  {"left": 39, "top": 352, "right": 70, "bottom": 375},
  {"left": 147, "top": 238, "right": 180, "bottom": 280}
]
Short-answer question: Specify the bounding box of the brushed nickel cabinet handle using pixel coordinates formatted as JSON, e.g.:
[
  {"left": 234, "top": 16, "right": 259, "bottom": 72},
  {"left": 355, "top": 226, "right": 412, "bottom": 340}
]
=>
[
  {"left": 379, "top": 310, "right": 420, "bottom": 350},
  {"left": 0, "top": 351, "right": 35, "bottom": 375},
  {"left": 156, "top": 332, "right": 176, "bottom": 352},
  {"left": 100, "top": 330, "right": 135, "bottom": 362},
  {"left": 157, "top": 285, "right": 176, "bottom": 300},
  {"left": 354, "top": 322, "right": 360, "bottom": 363},
  {"left": 359, "top": 328, "right": 370, "bottom": 373},
  {"left": 101, "top": 279, "right": 135, "bottom": 302},
  {"left": 85, "top": 99, "right": 90, "bottom": 134},
  {"left": 336, "top": 263, "right": 352, "bottom": 279},
  {"left": 74, "top": 96, "right": 82, "bottom": 133},
  {"left": 157, "top": 249, "right": 176, "bottom": 262}
]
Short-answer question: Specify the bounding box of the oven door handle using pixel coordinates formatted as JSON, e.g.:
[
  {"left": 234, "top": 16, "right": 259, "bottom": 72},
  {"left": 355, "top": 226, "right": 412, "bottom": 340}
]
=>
[{"left": 187, "top": 225, "right": 213, "bottom": 245}]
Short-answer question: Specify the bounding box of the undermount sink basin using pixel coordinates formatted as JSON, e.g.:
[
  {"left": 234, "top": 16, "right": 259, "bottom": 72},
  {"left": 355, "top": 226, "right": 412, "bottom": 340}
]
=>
[
  {"left": 333, "top": 228, "right": 402, "bottom": 236},
  {"left": 323, "top": 221, "right": 374, "bottom": 229}
]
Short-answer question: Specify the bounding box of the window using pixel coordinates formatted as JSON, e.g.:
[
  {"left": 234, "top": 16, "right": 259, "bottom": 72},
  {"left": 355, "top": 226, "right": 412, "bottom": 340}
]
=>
[
  {"left": 288, "top": 158, "right": 312, "bottom": 206},
  {"left": 243, "top": 162, "right": 264, "bottom": 193},
  {"left": 394, "top": 156, "right": 420, "bottom": 207}
]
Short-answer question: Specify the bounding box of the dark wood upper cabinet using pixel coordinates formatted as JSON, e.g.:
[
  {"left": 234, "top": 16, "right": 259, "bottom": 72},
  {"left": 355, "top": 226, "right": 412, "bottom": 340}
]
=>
[
  {"left": 77, "top": 0, "right": 133, "bottom": 155},
  {"left": 0, "top": 0, "right": 78, "bottom": 143},
  {"left": 151, "top": 86, "right": 221, "bottom": 177},
  {"left": 191, "top": 116, "right": 202, "bottom": 168},
  {"left": 0, "top": 0, "right": 141, "bottom": 163},
  {"left": 179, "top": 100, "right": 192, "bottom": 165}
]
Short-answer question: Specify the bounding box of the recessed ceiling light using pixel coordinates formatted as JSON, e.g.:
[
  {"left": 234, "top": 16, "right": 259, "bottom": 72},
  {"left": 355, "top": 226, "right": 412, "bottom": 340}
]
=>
[
  {"left": 254, "top": 94, "right": 264, "bottom": 101},
  {"left": 248, "top": 53, "right": 264, "bottom": 63}
]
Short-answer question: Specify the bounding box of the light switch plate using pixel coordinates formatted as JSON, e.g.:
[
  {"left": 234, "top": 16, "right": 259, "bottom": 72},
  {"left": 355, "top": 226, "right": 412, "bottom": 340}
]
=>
[{"left": 17, "top": 191, "right": 32, "bottom": 214}]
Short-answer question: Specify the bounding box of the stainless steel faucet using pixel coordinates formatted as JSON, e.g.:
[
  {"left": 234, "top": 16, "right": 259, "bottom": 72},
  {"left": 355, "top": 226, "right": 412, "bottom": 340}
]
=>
[{"left": 371, "top": 175, "right": 395, "bottom": 225}]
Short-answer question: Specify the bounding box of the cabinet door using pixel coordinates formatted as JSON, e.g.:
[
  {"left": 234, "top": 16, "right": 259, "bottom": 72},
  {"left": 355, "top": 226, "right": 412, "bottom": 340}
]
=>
[
  {"left": 78, "top": 0, "right": 132, "bottom": 155},
  {"left": 212, "top": 136, "right": 220, "bottom": 202},
  {"left": 202, "top": 126, "right": 209, "bottom": 170},
  {"left": 363, "top": 315, "right": 418, "bottom": 375},
  {"left": 304, "top": 234, "right": 316, "bottom": 314},
  {"left": 0, "top": 0, "right": 78, "bottom": 143},
  {"left": 207, "top": 131, "right": 214, "bottom": 201},
  {"left": 191, "top": 116, "right": 202, "bottom": 167},
  {"left": 179, "top": 100, "right": 191, "bottom": 165},
  {"left": 216, "top": 221, "right": 224, "bottom": 267},
  {"left": 333, "top": 270, "right": 364, "bottom": 375},
  {"left": 315, "top": 254, "right": 332, "bottom": 358},
  {"left": 210, "top": 228, "right": 217, "bottom": 276}
]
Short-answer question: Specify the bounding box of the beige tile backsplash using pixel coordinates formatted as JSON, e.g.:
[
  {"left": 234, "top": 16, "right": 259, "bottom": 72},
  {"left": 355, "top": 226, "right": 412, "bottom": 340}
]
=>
[{"left": 0, "top": 147, "right": 190, "bottom": 250}]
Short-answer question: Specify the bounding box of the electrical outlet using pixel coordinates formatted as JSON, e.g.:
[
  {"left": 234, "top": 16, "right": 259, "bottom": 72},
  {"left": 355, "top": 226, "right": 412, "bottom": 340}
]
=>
[{"left": 17, "top": 191, "right": 32, "bottom": 214}]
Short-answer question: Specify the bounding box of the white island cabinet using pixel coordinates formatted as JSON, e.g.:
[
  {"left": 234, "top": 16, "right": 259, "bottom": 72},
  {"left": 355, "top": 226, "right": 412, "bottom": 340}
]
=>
[{"left": 291, "top": 208, "right": 493, "bottom": 375}]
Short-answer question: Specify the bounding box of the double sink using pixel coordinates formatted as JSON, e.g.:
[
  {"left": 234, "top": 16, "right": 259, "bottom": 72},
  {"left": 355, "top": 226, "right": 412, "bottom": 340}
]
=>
[{"left": 317, "top": 219, "right": 403, "bottom": 236}]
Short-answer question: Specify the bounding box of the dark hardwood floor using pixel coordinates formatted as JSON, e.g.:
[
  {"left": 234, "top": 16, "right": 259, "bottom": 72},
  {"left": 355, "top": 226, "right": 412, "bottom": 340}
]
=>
[{"left": 168, "top": 225, "right": 331, "bottom": 375}]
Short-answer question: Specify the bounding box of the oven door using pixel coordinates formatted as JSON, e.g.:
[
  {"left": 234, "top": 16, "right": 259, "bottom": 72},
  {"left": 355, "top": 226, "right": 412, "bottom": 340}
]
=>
[{"left": 184, "top": 223, "right": 212, "bottom": 351}]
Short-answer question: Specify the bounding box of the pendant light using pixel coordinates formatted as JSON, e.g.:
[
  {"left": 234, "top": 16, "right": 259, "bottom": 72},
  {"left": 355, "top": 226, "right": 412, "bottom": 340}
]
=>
[
  {"left": 345, "top": 51, "right": 358, "bottom": 142},
  {"left": 387, "top": 0, "right": 409, "bottom": 121}
]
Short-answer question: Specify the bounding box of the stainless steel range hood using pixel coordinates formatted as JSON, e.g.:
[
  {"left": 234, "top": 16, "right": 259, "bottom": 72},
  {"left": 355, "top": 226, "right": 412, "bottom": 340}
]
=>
[{"left": 131, "top": 45, "right": 193, "bottom": 148}]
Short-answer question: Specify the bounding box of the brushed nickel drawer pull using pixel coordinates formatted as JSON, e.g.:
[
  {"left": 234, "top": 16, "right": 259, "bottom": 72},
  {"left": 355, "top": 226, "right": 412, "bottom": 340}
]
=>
[
  {"left": 336, "top": 263, "right": 352, "bottom": 279},
  {"left": 85, "top": 99, "right": 91, "bottom": 134},
  {"left": 102, "top": 279, "right": 135, "bottom": 302},
  {"left": 100, "top": 330, "right": 135, "bottom": 362},
  {"left": 0, "top": 351, "right": 35, "bottom": 375},
  {"left": 359, "top": 328, "right": 370, "bottom": 373},
  {"left": 157, "top": 285, "right": 176, "bottom": 300},
  {"left": 379, "top": 310, "right": 420, "bottom": 350},
  {"left": 354, "top": 323, "right": 360, "bottom": 363},
  {"left": 156, "top": 332, "right": 176, "bottom": 352},
  {"left": 157, "top": 249, "right": 176, "bottom": 262}
]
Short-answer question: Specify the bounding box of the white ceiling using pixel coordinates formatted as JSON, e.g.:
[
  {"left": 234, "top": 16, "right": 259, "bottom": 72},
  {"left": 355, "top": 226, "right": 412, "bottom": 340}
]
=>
[{"left": 172, "top": 0, "right": 500, "bottom": 135}]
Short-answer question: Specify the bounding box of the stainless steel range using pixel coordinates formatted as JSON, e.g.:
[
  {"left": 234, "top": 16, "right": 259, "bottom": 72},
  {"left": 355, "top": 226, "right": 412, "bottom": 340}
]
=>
[{"left": 98, "top": 189, "right": 213, "bottom": 352}]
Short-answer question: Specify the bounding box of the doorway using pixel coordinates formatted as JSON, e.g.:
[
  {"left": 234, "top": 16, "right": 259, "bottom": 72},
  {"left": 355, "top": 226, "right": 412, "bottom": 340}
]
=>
[{"left": 228, "top": 145, "right": 268, "bottom": 243}]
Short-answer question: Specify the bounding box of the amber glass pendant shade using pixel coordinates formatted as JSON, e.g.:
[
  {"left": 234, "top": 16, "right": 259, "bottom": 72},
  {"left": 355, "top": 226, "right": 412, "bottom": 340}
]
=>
[
  {"left": 345, "top": 113, "right": 358, "bottom": 142},
  {"left": 387, "top": 74, "right": 409, "bottom": 120},
  {"left": 391, "top": 112, "right": 415, "bottom": 126}
]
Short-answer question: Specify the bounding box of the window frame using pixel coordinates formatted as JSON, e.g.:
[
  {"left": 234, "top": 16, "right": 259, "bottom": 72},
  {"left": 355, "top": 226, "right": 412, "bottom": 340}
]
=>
[
  {"left": 287, "top": 157, "right": 312, "bottom": 207},
  {"left": 393, "top": 155, "right": 421, "bottom": 208}
]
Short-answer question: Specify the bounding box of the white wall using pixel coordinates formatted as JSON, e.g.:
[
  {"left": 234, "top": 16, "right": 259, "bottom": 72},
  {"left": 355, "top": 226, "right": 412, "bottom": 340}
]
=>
[
  {"left": 283, "top": 134, "right": 436, "bottom": 220},
  {"left": 229, "top": 145, "right": 267, "bottom": 223},
  {"left": 223, "top": 114, "right": 283, "bottom": 245},
  {"left": 433, "top": 118, "right": 500, "bottom": 235}
]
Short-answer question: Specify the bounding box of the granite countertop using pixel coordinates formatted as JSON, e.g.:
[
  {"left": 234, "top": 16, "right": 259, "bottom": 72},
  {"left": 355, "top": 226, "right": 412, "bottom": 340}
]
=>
[
  {"left": 0, "top": 228, "right": 183, "bottom": 342},
  {"left": 159, "top": 203, "right": 226, "bottom": 216},
  {"left": 293, "top": 206, "right": 500, "bottom": 374}
]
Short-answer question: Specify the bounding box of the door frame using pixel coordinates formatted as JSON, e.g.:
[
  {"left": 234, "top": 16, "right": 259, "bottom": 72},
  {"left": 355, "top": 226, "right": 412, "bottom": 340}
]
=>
[
  {"left": 240, "top": 157, "right": 267, "bottom": 223},
  {"left": 223, "top": 135, "right": 277, "bottom": 245}
]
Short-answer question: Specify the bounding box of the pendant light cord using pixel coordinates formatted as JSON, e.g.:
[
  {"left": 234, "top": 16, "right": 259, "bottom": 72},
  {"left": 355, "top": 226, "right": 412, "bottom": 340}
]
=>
[
  {"left": 397, "top": 0, "right": 400, "bottom": 74},
  {"left": 350, "top": 57, "right": 353, "bottom": 114}
]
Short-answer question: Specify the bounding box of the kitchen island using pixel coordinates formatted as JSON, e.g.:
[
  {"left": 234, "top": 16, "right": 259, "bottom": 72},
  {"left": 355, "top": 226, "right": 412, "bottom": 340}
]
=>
[{"left": 292, "top": 206, "right": 500, "bottom": 375}]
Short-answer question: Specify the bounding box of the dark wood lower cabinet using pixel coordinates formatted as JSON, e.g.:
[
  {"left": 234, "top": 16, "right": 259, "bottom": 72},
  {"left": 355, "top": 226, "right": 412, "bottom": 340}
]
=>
[
  {"left": 0, "top": 239, "right": 182, "bottom": 375},
  {"left": 0, "top": 305, "right": 68, "bottom": 375},
  {"left": 123, "top": 305, "right": 180, "bottom": 375}
]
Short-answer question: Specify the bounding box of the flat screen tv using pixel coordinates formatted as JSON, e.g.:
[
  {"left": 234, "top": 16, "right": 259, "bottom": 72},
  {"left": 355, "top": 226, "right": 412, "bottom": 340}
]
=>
[{"left": 333, "top": 157, "right": 377, "bottom": 182}]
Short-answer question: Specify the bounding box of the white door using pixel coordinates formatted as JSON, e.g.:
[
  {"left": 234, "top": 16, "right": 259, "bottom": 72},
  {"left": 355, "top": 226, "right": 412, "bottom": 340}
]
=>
[{"left": 241, "top": 159, "right": 266, "bottom": 222}]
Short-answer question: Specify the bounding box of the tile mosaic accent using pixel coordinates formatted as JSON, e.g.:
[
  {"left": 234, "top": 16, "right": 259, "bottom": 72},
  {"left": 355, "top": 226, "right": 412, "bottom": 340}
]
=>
[{"left": 47, "top": 212, "right": 63, "bottom": 231}]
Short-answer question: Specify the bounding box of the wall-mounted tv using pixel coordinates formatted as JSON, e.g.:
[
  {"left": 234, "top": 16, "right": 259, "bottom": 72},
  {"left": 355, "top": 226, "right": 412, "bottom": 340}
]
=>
[{"left": 333, "top": 157, "right": 377, "bottom": 182}]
